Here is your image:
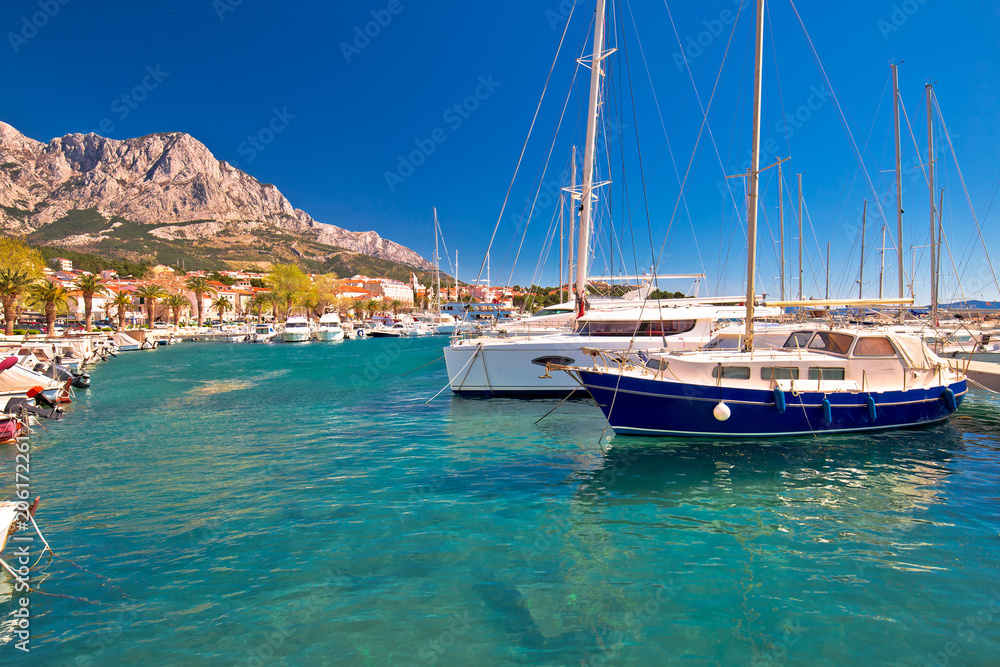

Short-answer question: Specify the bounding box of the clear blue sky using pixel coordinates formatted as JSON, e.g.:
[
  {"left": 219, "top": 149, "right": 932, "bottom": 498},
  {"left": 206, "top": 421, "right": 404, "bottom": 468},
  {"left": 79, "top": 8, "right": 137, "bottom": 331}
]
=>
[{"left": 3, "top": 0, "right": 1000, "bottom": 304}]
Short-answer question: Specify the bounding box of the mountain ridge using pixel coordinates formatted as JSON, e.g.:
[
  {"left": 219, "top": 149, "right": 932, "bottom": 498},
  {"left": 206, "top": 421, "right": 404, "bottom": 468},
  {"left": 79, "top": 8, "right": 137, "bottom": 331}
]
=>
[{"left": 0, "top": 121, "right": 432, "bottom": 270}]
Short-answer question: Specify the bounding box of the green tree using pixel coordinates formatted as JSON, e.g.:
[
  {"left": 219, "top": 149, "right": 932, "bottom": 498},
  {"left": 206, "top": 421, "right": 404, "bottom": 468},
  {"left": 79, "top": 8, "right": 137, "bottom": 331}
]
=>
[
  {"left": 28, "top": 279, "right": 70, "bottom": 335},
  {"left": 212, "top": 295, "right": 233, "bottom": 321},
  {"left": 208, "top": 271, "right": 236, "bottom": 286},
  {"left": 246, "top": 293, "right": 267, "bottom": 322},
  {"left": 185, "top": 276, "right": 216, "bottom": 327},
  {"left": 389, "top": 299, "right": 402, "bottom": 316},
  {"left": 109, "top": 291, "right": 134, "bottom": 330},
  {"left": 135, "top": 284, "right": 168, "bottom": 328},
  {"left": 301, "top": 288, "right": 322, "bottom": 321},
  {"left": 267, "top": 264, "right": 309, "bottom": 316},
  {"left": 0, "top": 237, "right": 44, "bottom": 278},
  {"left": 0, "top": 269, "right": 36, "bottom": 336},
  {"left": 163, "top": 293, "right": 191, "bottom": 327},
  {"left": 71, "top": 274, "right": 107, "bottom": 332}
]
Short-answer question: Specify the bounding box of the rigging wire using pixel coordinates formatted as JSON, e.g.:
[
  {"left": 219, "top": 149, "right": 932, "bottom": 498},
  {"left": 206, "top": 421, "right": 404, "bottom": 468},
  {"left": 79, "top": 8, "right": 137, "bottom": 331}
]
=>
[
  {"left": 471, "top": 0, "right": 579, "bottom": 292},
  {"left": 787, "top": 0, "right": 892, "bottom": 231},
  {"left": 933, "top": 93, "right": 1000, "bottom": 298},
  {"left": 624, "top": 2, "right": 706, "bottom": 279},
  {"left": 658, "top": 0, "right": 747, "bottom": 295}
]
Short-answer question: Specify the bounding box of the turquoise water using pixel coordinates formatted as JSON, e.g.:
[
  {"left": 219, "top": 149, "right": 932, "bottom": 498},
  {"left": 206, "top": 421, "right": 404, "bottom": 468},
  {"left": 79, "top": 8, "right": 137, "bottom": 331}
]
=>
[{"left": 2, "top": 337, "right": 1000, "bottom": 665}]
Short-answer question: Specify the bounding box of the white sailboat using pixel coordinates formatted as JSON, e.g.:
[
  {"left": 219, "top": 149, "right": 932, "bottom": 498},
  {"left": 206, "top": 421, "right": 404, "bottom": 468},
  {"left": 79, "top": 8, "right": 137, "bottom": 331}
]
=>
[{"left": 442, "top": 0, "right": 777, "bottom": 396}]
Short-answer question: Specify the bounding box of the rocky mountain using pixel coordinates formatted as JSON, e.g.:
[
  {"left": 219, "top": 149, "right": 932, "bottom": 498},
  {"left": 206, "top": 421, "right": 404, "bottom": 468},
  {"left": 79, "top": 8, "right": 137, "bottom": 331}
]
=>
[{"left": 0, "top": 121, "right": 431, "bottom": 270}]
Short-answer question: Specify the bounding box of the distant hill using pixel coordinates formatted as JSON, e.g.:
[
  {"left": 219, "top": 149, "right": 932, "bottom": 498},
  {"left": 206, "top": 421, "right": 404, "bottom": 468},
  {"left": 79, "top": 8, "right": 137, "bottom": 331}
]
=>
[
  {"left": 938, "top": 300, "right": 1000, "bottom": 310},
  {"left": 0, "top": 121, "right": 433, "bottom": 273}
]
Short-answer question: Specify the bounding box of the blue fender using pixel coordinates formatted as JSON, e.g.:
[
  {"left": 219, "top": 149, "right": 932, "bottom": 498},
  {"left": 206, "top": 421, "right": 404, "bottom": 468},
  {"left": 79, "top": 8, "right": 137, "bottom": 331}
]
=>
[
  {"left": 821, "top": 398, "right": 832, "bottom": 425},
  {"left": 942, "top": 387, "right": 957, "bottom": 412},
  {"left": 773, "top": 387, "right": 786, "bottom": 413},
  {"left": 866, "top": 395, "right": 877, "bottom": 421}
]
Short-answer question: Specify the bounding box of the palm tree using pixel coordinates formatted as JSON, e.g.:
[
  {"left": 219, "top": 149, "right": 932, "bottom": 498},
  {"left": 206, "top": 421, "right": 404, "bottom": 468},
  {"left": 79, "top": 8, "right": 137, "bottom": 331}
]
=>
[
  {"left": 279, "top": 289, "right": 296, "bottom": 320},
  {"left": 109, "top": 291, "right": 135, "bottom": 330},
  {"left": 245, "top": 293, "right": 263, "bottom": 322},
  {"left": 267, "top": 292, "right": 278, "bottom": 321},
  {"left": 0, "top": 268, "right": 35, "bottom": 336},
  {"left": 365, "top": 298, "right": 381, "bottom": 318},
  {"left": 212, "top": 295, "right": 233, "bottom": 322},
  {"left": 28, "top": 280, "right": 70, "bottom": 336},
  {"left": 301, "top": 292, "right": 322, "bottom": 321},
  {"left": 389, "top": 299, "right": 403, "bottom": 316},
  {"left": 134, "top": 284, "right": 168, "bottom": 328},
  {"left": 249, "top": 292, "right": 276, "bottom": 322},
  {"left": 71, "top": 273, "right": 107, "bottom": 332},
  {"left": 185, "top": 276, "right": 216, "bottom": 328},
  {"left": 163, "top": 293, "right": 191, "bottom": 327}
]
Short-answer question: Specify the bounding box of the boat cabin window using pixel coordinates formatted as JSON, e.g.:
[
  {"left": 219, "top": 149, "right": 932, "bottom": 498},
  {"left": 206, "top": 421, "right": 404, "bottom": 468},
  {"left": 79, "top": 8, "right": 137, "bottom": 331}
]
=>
[
  {"left": 783, "top": 331, "right": 812, "bottom": 349},
  {"left": 761, "top": 366, "right": 800, "bottom": 380},
  {"left": 807, "top": 332, "right": 855, "bottom": 355},
  {"left": 702, "top": 336, "right": 741, "bottom": 350},
  {"left": 853, "top": 337, "right": 897, "bottom": 357},
  {"left": 536, "top": 308, "right": 574, "bottom": 316},
  {"left": 712, "top": 366, "right": 751, "bottom": 380},
  {"left": 808, "top": 367, "right": 846, "bottom": 381},
  {"left": 577, "top": 319, "right": 697, "bottom": 337},
  {"left": 645, "top": 358, "right": 668, "bottom": 371}
]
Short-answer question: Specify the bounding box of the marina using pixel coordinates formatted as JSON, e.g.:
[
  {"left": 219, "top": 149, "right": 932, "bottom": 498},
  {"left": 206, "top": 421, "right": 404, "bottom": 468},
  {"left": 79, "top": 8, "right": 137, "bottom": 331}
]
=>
[
  {"left": 3, "top": 0, "right": 1000, "bottom": 663},
  {"left": 1, "top": 336, "right": 1000, "bottom": 663}
]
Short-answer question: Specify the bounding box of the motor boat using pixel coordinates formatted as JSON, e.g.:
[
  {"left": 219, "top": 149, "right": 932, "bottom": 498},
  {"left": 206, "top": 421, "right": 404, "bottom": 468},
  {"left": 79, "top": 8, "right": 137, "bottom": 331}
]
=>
[
  {"left": 281, "top": 316, "right": 312, "bottom": 342},
  {"left": 316, "top": 312, "right": 345, "bottom": 341}
]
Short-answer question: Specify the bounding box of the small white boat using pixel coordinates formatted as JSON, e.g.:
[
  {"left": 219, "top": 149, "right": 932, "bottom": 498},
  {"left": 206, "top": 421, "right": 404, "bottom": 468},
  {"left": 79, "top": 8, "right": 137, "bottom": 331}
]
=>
[
  {"left": 251, "top": 323, "right": 277, "bottom": 343},
  {"left": 281, "top": 316, "right": 311, "bottom": 342},
  {"left": 404, "top": 321, "right": 435, "bottom": 336},
  {"left": 315, "top": 312, "right": 345, "bottom": 341},
  {"left": 223, "top": 324, "right": 253, "bottom": 342},
  {"left": 368, "top": 323, "right": 408, "bottom": 338}
]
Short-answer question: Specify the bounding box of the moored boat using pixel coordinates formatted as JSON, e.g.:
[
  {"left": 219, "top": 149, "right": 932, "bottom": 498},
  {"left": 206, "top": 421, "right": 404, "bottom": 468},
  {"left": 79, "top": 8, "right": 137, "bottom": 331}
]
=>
[
  {"left": 315, "top": 312, "right": 345, "bottom": 341},
  {"left": 281, "top": 316, "right": 311, "bottom": 342},
  {"left": 562, "top": 328, "right": 965, "bottom": 437}
]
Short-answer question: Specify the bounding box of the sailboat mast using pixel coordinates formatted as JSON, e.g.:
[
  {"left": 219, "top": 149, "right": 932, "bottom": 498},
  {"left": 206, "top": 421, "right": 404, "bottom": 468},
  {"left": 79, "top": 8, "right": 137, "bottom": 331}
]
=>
[
  {"left": 797, "top": 173, "right": 803, "bottom": 301},
  {"left": 859, "top": 200, "right": 867, "bottom": 299},
  {"left": 779, "top": 161, "right": 785, "bottom": 301},
  {"left": 826, "top": 242, "right": 830, "bottom": 300},
  {"left": 938, "top": 187, "right": 944, "bottom": 310},
  {"left": 743, "top": 0, "right": 765, "bottom": 351},
  {"left": 575, "top": 0, "right": 608, "bottom": 318},
  {"left": 892, "top": 63, "right": 904, "bottom": 321},
  {"left": 433, "top": 207, "right": 441, "bottom": 314},
  {"left": 559, "top": 193, "right": 565, "bottom": 303},
  {"left": 927, "top": 83, "right": 937, "bottom": 326},
  {"left": 879, "top": 224, "right": 886, "bottom": 299},
  {"left": 569, "top": 145, "right": 576, "bottom": 302}
]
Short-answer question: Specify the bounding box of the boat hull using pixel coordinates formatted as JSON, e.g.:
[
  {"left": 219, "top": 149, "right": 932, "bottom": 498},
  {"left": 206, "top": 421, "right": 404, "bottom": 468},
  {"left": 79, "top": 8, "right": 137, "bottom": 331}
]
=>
[
  {"left": 281, "top": 331, "right": 311, "bottom": 342},
  {"left": 444, "top": 335, "right": 707, "bottom": 396},
  {"left": 316, "top": 330, "right": 345, "bottom": 341},
  {"left": 574, "top": 370, "right": 967, "bottom": 438}
]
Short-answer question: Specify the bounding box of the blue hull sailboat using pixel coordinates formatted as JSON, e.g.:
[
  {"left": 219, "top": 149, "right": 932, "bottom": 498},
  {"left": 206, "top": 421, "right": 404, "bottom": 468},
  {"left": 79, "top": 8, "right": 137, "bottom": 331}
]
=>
[
  {"left": 565, "top": 329, "right": 965, "bottom": 438},
  {"left": 557, "top": 0, "right": 966, "bottom": 438}
]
